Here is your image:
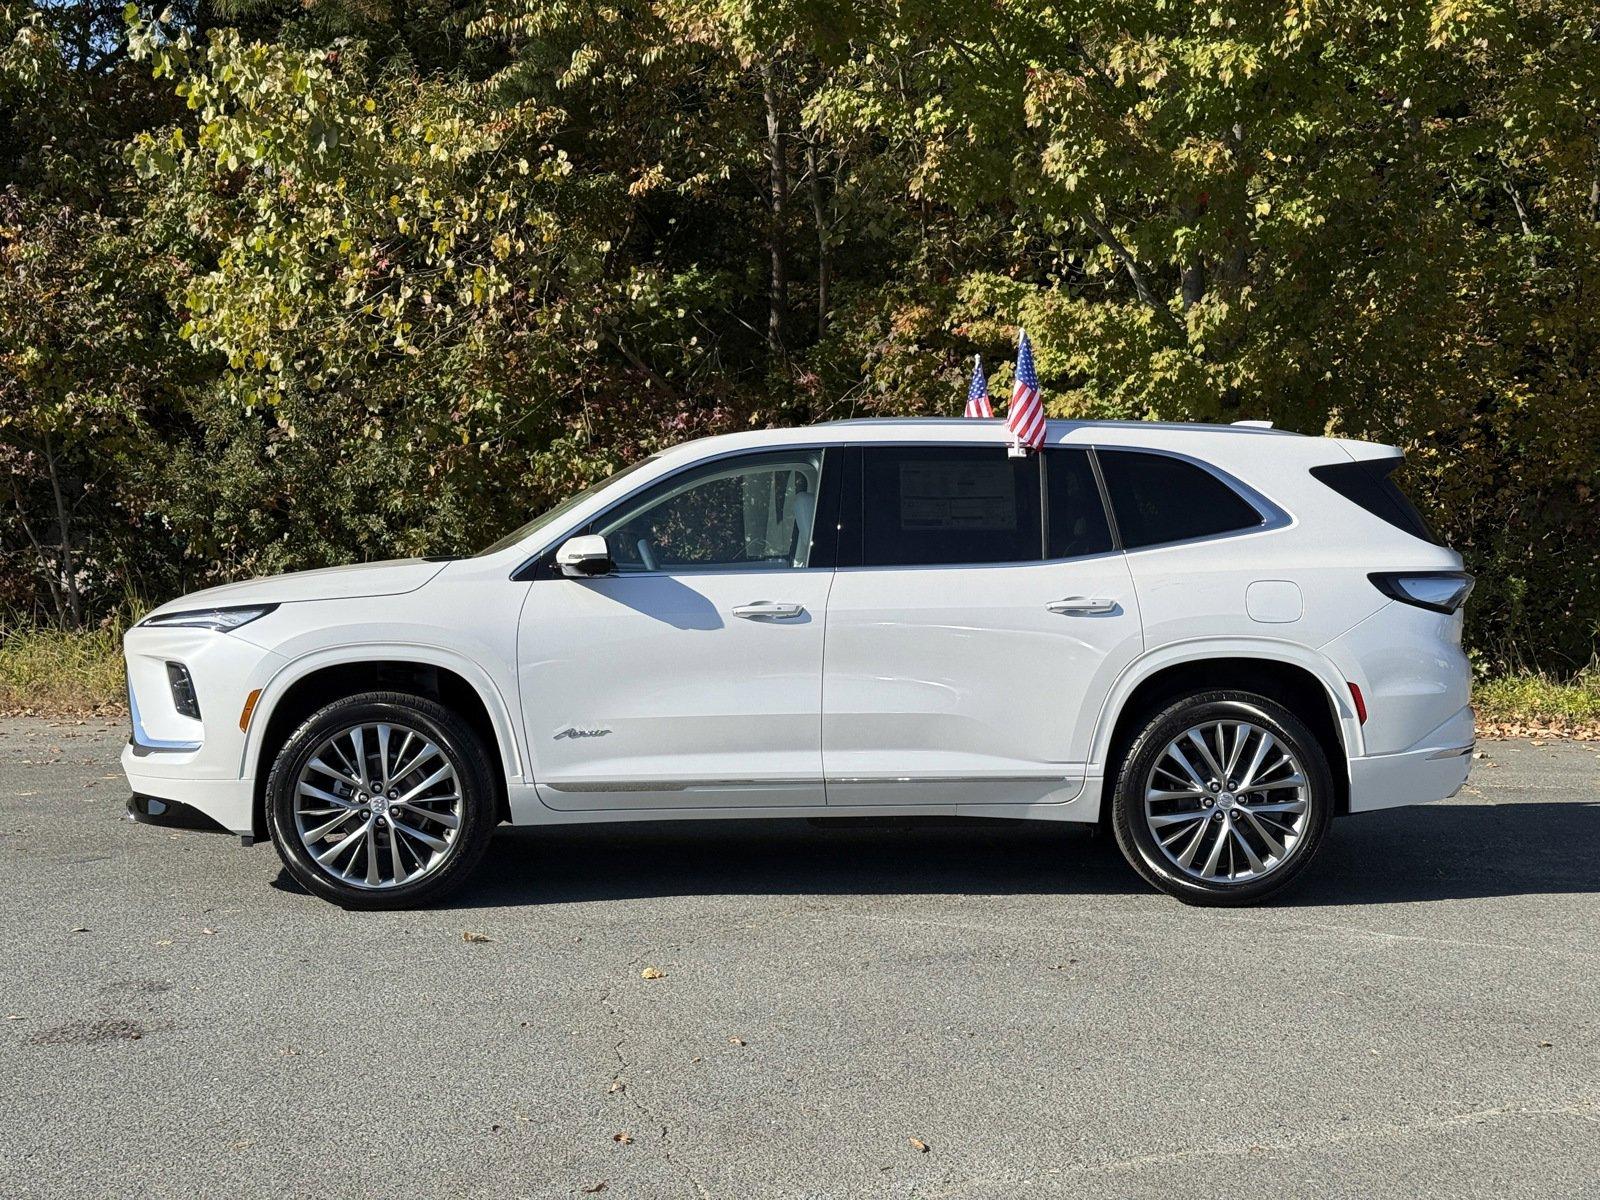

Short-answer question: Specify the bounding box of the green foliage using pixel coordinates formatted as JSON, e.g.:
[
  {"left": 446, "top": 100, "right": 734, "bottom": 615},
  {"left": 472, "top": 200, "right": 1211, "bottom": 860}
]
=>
[{"left": 2, "top": 0, "right": 1597, "bottom": 673}]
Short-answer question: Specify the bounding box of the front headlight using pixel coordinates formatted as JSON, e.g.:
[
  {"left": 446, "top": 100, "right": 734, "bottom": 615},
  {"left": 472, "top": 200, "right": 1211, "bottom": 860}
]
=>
[{"left": 140, "top": 603, "right": 279, "bottom": 632}]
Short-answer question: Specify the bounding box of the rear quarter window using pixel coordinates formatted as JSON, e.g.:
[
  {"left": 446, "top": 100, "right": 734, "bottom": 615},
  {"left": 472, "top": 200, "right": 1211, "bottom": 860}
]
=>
[
  {"left": 1309, "top": 458, "right": 1440, "bottom": 544},
  {"left": 1098, "top": 449, "right": 1265, "bottom": 549}
]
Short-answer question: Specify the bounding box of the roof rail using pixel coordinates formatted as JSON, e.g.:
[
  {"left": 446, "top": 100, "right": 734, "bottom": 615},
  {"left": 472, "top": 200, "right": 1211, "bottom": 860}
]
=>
[{"left": 1232, "top": 420, "right": 1274, "bottom": 429}]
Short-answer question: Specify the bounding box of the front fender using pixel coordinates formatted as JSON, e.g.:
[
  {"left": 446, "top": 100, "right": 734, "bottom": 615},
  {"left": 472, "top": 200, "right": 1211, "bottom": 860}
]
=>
[{"left": 240, "top": 639, "right": 527, "bottom": 786}]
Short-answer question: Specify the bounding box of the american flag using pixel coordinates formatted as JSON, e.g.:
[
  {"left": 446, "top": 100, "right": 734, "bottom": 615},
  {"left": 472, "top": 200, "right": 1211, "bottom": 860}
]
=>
[
  {"left": 1006, "top": 329, "right": 1046, "bottom": 449},
  {"left": 964, "top": 354, "right": 993, "bottom": 418}
]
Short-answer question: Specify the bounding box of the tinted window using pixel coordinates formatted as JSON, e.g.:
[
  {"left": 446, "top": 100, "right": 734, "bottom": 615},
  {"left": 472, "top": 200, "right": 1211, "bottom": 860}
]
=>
[
  {"left": 1099, "top": 450, "right": 1263, "bottom": 548},
  {"left": 595, "top": 450, "right": 824, "bottom": 571},
  {"left": 1309, "top": 459, "right": 1439, "bottom": 544},
  {"left": 1044, "top": 449, "right": 1113, "bottom": 559},
  {"left": 860, "top": 447, "right": 1041, "bottom": 566}
]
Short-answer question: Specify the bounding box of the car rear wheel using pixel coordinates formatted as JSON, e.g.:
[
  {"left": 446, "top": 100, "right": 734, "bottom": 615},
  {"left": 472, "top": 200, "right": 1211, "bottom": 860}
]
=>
[
  {"left": 265, "top": 691, "right": 497, "bottom": 909},
  {"left": 1111, "top": 690, "right": 1333, "bottom": 906}
]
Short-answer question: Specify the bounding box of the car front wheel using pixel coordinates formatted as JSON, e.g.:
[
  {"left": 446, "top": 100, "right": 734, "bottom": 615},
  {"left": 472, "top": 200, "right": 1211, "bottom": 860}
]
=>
[
  {"left": 1111, "top": 690, "right": 1334, "bottom": 906},
  {"left": 265, "top": 691, "right": 497, "bottom": 909}
]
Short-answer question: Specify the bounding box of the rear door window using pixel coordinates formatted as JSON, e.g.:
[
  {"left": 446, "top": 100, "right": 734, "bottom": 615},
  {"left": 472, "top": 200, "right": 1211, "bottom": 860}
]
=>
[
  {"left": 1098, "top": 450, "right": 1264, "bottom": 549},
  {"left": 1044, "top": 449, "right": 1114, "bottom": 559},
  {"left": 859, "top": 447, "right": 1041, "bottom": 567}
]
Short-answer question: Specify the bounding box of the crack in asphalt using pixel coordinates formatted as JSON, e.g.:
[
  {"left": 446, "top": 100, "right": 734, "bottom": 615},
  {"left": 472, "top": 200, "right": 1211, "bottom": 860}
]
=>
[
  {"left": 924, "top": 1096, "right": 1600, "bottom": 1195},
  {"left": 598, "top": 967, "right": 712, "bottom": 1200}
]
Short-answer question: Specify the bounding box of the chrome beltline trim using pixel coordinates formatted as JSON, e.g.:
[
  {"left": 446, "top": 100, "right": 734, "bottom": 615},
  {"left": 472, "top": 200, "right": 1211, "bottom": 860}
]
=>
[
  {"left": 544, "top": 778, "right": 816, "bottom": 793},
  {"left": 546, "top": 774, "right": 1077, "bottom": 792},
  {"left": 830, "top": 775, "right": 1074, "bottom": 785}
]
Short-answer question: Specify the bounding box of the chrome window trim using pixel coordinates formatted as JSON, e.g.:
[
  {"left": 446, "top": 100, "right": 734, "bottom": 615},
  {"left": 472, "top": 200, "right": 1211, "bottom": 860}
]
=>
[
  {"left": 510, "top": 436, "right": 1291, "bottom": 578},
  {"left": 1089, "top": 444, "right": 1293, "bottom": 554},
  {"left": 510, "top": 442, "right": 834, "bottom": 581}
]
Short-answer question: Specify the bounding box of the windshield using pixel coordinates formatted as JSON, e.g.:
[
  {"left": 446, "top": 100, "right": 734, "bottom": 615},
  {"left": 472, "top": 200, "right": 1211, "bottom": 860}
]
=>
[{"left": 474, "top": 456, "right": 659, "bottom": 556}]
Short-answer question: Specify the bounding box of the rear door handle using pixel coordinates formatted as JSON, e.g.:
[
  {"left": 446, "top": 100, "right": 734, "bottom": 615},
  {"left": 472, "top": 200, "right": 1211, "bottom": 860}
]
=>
[
  {"left": 1047, "top": 596, "right": 1118, "bottom": 615},
  {"left": 733, "top": 601, "right": 806, "bottom": 620}
]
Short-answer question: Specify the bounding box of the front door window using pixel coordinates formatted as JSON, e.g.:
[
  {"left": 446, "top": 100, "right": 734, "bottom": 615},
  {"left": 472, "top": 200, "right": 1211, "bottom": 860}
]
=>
[{"left": 595, "top": 451, "right": 824, "bottom": 573}]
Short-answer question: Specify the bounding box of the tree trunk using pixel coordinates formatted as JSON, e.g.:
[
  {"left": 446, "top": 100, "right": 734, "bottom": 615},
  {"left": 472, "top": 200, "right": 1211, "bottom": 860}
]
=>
[
  {"left": 1179, "top": 259, "right": 1205, "bottom": 311},
  {"left": 761, "top": 61, "right": 789, "bottom": 359},
  {"left": 42, "top": 434, "right": 82, "bottom": 628},
  {"left": 1081, "top": 207, "right": 1180, "bottom": 334},
  {"left": 806, "top": 138, "right": 830, "bottom": 342},
  {"left": 10, "top": 473, "right": 67, "bottom": 626}
]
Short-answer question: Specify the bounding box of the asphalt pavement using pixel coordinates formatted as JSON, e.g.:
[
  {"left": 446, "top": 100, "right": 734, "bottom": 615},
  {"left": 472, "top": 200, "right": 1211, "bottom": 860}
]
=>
[{"left": 2, "top": 717, "right": 1598, "bottom": 1199}]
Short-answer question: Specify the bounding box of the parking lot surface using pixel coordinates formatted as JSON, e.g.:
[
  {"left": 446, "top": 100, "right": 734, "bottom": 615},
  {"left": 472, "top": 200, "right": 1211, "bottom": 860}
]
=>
[{"left": 2, "top": 718, "right": 1598, "bottom": 1198}]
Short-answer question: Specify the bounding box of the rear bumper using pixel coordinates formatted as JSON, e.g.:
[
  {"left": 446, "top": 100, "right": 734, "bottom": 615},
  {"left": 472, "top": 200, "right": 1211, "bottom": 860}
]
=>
[{"left": 1346, "top": 705, "right": 1473, "bottom": 813}]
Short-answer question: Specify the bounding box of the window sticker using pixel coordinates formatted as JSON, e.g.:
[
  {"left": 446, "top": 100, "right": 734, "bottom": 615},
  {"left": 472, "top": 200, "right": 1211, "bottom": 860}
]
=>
[{"left": 898, "top": 461, "right": 1017, "bottom": 531}]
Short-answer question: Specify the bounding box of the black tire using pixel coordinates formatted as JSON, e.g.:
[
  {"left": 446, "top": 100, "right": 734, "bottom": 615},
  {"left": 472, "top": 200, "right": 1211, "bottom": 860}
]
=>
[
  {"left": 265, "top": 691, "right": 498, "bottom": 909},
  {"left": 1110, "top": 690, "right": 1333, "bottom": 906}
]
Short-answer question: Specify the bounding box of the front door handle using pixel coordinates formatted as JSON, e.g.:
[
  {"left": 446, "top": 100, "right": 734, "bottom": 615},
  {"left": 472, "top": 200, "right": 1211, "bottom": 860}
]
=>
[
  {"left": 1047, "top": 596, "right": 1118, "bottom": 615},
  {"left": 733, "top": 601, "right": 806, "bottom": 620}
]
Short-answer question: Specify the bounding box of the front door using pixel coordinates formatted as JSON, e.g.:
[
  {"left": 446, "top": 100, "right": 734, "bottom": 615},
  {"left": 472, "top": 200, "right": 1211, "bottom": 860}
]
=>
[
  {"left": 518, "top": 447, "right": 836, "bottom": 811},
  {"left": 822, "top": 445, "right": 1143, "bottom": 806}
]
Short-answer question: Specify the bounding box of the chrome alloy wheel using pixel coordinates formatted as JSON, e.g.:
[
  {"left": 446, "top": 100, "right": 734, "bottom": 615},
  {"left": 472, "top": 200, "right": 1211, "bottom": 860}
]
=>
[
  {"left": 292, "top": 722, "right": 463, "bottom": 890},
  {"left": 1142, "top": 720, "right": 1310, "bottom": 884}
]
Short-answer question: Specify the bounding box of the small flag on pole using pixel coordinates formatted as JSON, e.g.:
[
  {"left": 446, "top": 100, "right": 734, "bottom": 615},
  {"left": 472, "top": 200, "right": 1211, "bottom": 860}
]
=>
[
  {"left": 964, "top": 354, "right": 993, "bottom": 418},
  {"left": 1006, "top": 329, "right": 1046, "bottom": 451}
]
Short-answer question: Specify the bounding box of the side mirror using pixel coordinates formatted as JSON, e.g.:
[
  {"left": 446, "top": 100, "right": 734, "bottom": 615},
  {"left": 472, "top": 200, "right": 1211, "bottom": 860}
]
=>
[{"left": 555, "top": 534, "right": 614, "bottom": 578}]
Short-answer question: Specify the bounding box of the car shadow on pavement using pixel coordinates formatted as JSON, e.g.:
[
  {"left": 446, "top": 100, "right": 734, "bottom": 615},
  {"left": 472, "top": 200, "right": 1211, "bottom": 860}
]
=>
[
  {"left": 1288, "top": 801, "right": 1600, "bottom": 906},
  {"left": 411, "top": 800, "right": 1600, "bottom": 910},
  {"left": 439, "top": 819, "right": 1140, "bottom": 908}
]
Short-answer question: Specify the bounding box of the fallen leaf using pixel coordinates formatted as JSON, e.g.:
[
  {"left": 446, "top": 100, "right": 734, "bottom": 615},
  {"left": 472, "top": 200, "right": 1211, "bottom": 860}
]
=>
[
  {"left": 1539, "top": 1040, "right": 1553, "bottom": 1048},
  {"left": 463, "top": 931, "right": 493, "bottom": 944},
  {"left": 582, "top": 1182, "right": 607, "bottom": 1194},
  {"left": 69, "top": 926, "right": 89, "bottom": 934},
  {"left": 727, "top": 1036, "right": 746, "bottom": 1046},
  {"left": 908, "top": 1137, "right": 930, "bottom": 1153},
  {"left": 612, "top": 1132, "right": 632, "bottom": 1144},
  {"left": 640, "top": 966, "right": 664, "bottom": 980},
  {"left": 607, "top": 1081, "right": 625, "bottom": 1093},
  {"left": 154, "top": 939, "right": 173, "bottom": 946},
  {"left": 202, "top": 927, "right": 217, "bottom": 936}
]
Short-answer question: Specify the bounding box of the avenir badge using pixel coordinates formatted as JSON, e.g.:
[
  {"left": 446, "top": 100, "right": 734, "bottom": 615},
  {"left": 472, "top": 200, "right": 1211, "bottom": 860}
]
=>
[{"left": 553, "top": 727, "right": 612, "bottom": 740}]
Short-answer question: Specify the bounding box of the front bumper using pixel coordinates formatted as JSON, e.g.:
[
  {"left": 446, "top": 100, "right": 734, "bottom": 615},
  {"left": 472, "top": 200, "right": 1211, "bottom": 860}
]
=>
[
  {"left": 126, "top": 792, "right": 246, "bottom": 838},
  {"left": 122, "top": 744, "right": 257, "bottom": 835},
  {"left": 121, "top": 621, "right": 286, "bottom": 838}
]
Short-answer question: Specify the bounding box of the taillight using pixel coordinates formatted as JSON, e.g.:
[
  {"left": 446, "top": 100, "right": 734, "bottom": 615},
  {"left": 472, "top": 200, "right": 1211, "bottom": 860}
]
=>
[{"left": 1368, "top": 571, "right": 1474, "bottom": 615}]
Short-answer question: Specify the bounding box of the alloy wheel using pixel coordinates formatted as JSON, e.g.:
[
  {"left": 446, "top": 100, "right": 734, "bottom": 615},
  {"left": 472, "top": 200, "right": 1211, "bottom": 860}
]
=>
[
  {"left": 1142, "top": 720, "right": 1310, "bottom": 884},
  {"left": 292, "top": 722, "right": 463, "bottom": 890}
]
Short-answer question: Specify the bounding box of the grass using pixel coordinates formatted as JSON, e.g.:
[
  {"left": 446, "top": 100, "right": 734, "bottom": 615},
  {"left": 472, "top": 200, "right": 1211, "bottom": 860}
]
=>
[
  {"left": 0, "top": 622, "right": 128, "bottom": 716},
  {"left": 1472, "top": 667, "right": 1600, "bottom": 738},
  {"left": 3, "top": 621, "right": 1599, "bottom": 737}
]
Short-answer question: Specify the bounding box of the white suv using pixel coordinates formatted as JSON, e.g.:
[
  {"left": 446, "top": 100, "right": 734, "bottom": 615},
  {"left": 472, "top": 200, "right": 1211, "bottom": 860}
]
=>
[{"left": 122, "top": 418, "right": 1474, "bottom": 907}]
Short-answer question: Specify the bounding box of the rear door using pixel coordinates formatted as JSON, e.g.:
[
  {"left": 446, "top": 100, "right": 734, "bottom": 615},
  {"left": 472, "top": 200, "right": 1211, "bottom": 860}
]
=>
[{"left": 821, "top": 445, "right": 1143, "bottom": 806}]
